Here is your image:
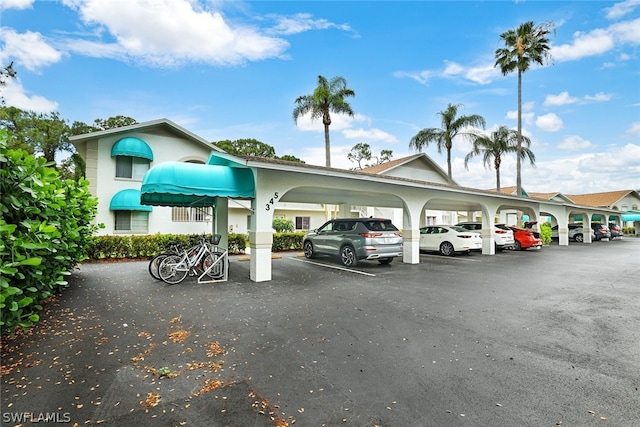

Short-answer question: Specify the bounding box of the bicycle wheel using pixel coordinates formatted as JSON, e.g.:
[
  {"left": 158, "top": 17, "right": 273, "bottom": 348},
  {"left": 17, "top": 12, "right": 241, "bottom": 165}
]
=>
[
  {"left": 202, "top": 252, "right": 225, "bottom": 279},
  {"left": 148, "top": 253, "right": 172, "bottom": 280},
  {"left": 158, "top": 254, "right": 189, "bottom": 284}
]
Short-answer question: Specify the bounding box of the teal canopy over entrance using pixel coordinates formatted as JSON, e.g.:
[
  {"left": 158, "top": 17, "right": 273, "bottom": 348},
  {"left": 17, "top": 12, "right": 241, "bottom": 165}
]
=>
[{"left": 140, "top": 161, "right": 255, "bottom": 207}]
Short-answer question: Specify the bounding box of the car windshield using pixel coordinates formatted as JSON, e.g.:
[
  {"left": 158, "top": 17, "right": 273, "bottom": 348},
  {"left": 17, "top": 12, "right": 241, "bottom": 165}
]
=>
[
  {"left": 363, "top": 220, "right": 398, "bottom": 231},
  {"left": 450, "top": 226, "right": 469, "bottom": 233}
]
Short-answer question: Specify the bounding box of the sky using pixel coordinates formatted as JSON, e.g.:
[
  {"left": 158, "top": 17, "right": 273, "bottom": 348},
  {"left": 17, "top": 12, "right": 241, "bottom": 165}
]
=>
[{"left": 1, "top": 0, "right": 639, "bottom": 195}]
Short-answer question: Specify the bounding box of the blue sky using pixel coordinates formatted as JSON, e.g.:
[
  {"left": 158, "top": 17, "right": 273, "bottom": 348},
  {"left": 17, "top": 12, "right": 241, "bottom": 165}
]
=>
[{"left": 1, "top": 0, "right": 639, "bottom": 194}]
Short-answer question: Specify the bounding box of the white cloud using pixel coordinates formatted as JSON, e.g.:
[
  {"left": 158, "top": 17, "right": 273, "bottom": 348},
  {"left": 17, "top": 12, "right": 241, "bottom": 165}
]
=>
[
  {"left": 267, "top": 13, "right": 355, "bottom": 36},
  {"left": 584, "top": 92, "right": 612, "bottom": 102},
  {"left": 396, "top": 60, "right": 499, "bottom": 86},
  {"left": 628, "top": 121, "right": 640, "bottom": 136},
  {"left": 536, "top": 113, "right": 563, "bottom": 132},
  {"left": 552, "top": 17, "right": 640, "bottom": 62},
  {"left": 342, "top": 128, "right": 399, "bottom": 143},
  {"left": 544, "top": 91, "right": 579, "bottom": 106},
  {"left": 0, "top": 79, "right": 58, "bottom": 112},
  {"left": 557, "top": 135, "right": 596, "bottom": 151},
  {"left": 0, "top": 28, "right": 63, "bottom": 71},
  {"left": 60, "top": 0, "right": 290, "bottom": 67},
  {"left": 506, "top": 101, "right": 535, "bottom": 125},
  {"left": 0, "top": 0, "right": 33, "bottom": 10},
  {"left": 604, "top": 0, "right": 640, "bottom": 20}
]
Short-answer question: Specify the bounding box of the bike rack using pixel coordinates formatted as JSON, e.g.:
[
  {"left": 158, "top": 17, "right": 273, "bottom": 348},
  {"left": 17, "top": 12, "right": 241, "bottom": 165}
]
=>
[{"left": 197, "top": 234, "right": 229, "bottom": 284}]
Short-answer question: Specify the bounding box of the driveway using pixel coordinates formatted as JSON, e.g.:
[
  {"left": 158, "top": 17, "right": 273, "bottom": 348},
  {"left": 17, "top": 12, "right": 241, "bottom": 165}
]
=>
[{"left": 2, "top": 238, "right": 639, "bottom": 426}]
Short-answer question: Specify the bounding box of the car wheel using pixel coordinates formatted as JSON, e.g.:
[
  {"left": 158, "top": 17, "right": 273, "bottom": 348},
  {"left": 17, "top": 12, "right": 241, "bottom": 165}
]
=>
[
  {"left": 574, "top": 233, "right": 583, "bottom": 243},
  {"left": 495, "top": 243, "right": 504, "bottom": 252},
  {"left": 303, "top": 241, "right": 315, "bottom": 258},
  {"left": 378, "top": 258, "right": 393, "bottom": 265},
  {"left": 513, "top": 240, "right": 522, "bottom": 251},
  {"left": 340, "top": 245, "right": 358, "bottom": 267},
  {"left": 439, "top": 241, "right": 455, "bottom": 256}
]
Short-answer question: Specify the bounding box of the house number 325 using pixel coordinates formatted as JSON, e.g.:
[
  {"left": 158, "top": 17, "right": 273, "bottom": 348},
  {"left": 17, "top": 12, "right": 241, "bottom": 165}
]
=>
[{"left": 265, "top": 192, "right": 279, "bottom": 211}]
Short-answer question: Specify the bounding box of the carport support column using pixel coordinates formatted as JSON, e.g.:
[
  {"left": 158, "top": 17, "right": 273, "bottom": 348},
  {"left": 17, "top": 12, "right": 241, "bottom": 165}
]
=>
[
  {"left": 402, "top": 228, "right": 420, "bottom": 264},
  {"left": 213, "top": 197, "right": 229, "bottom": 249},
  {"left": 249, "top": 192, "right": 274, "bottom": 282},
  {"left": 338, "top": 204, "right": 350, "bottom": 218}
]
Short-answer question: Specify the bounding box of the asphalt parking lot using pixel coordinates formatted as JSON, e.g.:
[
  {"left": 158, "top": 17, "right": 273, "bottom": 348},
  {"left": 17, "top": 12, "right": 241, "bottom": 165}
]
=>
[{"left": 2, "top": 237, "right": 639, "bottom": 426}]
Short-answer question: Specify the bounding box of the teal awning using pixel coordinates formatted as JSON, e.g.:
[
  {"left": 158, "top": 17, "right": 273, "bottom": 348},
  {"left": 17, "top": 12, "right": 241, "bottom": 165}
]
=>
[
  {"left": 622, "top": 211, "right": 640, "bottom": 221},
  {"left": 110, "top": 189, "right": 153, "bottom": 211},
  {"left": 111, "top": 137, "right": 153, "bottom": 160},
  {"left": 140, "top": 162, "right": 255, "bottom": 207}
]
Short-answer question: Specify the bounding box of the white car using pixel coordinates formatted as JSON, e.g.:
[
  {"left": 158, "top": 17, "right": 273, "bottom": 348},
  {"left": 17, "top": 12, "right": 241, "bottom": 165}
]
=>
[
  {"left": 419, "top": 225, "right": 483, "bottom": 256},
  {"left": 455, "top": 222, "right": 515, "bottom": 251}
]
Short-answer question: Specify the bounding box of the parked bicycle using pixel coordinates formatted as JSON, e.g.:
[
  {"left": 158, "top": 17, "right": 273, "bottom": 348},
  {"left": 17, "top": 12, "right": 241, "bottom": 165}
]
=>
[
  {"left": 158, "top": 235, "right": 227, "bottom": 284},
  {"left": 148, "top": 241, "right": 184, "bottom": 280}
]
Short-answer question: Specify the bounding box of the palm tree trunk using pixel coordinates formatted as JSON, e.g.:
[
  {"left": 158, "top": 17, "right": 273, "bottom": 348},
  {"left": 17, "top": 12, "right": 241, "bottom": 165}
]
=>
[
  {"left": 496, "top": 167, "right": 501, "bottom": 192},
  {"left": 446, "top": 149, "right": 453, "bottom": 184},
  {"left": 516, "top": 70, "right": 523, "bottom": 197},
  {"left": 323, "top": 123, "right": 331, "bottom": 168}
]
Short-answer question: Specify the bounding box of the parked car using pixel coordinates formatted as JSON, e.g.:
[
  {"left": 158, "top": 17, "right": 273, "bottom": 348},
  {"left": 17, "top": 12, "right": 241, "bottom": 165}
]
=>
[
  {"left": 419, "top": 225, "right": 483, "bottom": 256},
  {"left": 608, "top": 223, "right": 622, "bottom": 239},
  {"left": 551, "top": 223, "right": 594, "bottom": 243},
  {"left": 591, "top": 223, "right": 611, "bottom": 241},
  {"left": 303, "top": 218, "right": 403, "bottom": 267},
  {"left": 455, "top": 222, "right": 515, "bottom": 251},
  {"left": 508, "top": 226, "right": 542, "bottom": 250}
]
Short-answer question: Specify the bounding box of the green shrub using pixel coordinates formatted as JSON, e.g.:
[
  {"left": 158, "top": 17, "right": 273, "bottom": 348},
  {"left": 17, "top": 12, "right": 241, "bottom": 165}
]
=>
[
  {"left": 272, "top": 217, "right": 294, "bottom": 232},
  {"left": 539, "top": 222, "right": 552, "bottom": 245},
  {"left": 272, "top": 232, "right": 305, "bottom": 251},
  {"left": 0, "top": 129, "right": 98, "bottom": 333}
]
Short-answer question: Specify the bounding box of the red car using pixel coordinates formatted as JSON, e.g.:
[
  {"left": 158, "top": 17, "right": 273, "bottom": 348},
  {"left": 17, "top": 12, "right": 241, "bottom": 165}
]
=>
[{"left": 508, "top": 226, "right": 542, "bottom": 250}]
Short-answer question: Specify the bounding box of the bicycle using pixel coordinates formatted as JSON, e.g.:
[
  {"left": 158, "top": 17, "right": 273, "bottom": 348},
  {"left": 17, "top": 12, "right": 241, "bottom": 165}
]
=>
[
  {"left": 158, "top": 235, "right": 227, "bottom": 284},
  {"left": 148, "top": 241, "right": 184, "bottom": 280}
]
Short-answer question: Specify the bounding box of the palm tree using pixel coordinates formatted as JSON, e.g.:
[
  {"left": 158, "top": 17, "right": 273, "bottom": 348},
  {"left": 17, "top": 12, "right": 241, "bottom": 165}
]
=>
[
  {"left": 409, "top": 103, "right": 485, "bottom": 184},
  {"left": 495, "top": 21, "right": 554, "bottom": 197},
  {"left": 293, "top": 75, "right": 355, "bottom": 168},
  {"left": 464, "top": 126, "right": 535, "bottom": 192}
]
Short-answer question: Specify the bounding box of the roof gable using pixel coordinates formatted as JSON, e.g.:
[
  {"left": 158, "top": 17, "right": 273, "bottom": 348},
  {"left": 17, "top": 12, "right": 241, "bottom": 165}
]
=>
[
  {"left": 565, "top": 190, "right": 639, "bottom": 208},
  {"left": 361, "top": 153, "right": 454, "bottom": 185},
  {"left": 69, "top": 118, "right": 219, "bottom": 152}
]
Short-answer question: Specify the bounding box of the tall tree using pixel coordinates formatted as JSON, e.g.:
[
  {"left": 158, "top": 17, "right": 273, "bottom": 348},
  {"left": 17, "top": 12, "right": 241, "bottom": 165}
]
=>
[
  {"left": 464, "top": 126, "right": 535, "bottom": 192},
  {"left": 0, "top": 62, "right": 17, "bottom": 87},
  {"left": 293, "top": 75, "right": 355, "bottom": 168},
  {"left": 70, "top": 115, "right": 138, "bottom": 135},
  {"left": 495, "top": 20, "right": 554, "bottom": 197},
  {"left": 347, "top": 142, "right": 393, "bottom": 170},
  {"left": 409, "top": 103, "right": 485, "bottom": 184},
  {"left": 214, "top": 138, "right": 277, "bottom": 157}
]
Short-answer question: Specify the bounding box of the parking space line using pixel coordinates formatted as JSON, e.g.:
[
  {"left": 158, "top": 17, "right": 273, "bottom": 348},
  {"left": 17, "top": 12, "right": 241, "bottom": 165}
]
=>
[{"left": 289, "top": 257, "right": 377, "bottom": 276}]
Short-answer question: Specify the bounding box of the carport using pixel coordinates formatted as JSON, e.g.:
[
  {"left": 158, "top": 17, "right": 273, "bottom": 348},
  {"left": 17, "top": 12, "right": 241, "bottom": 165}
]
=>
[{"left": 141, "top": 151, "right": 621, "bottom": 282}]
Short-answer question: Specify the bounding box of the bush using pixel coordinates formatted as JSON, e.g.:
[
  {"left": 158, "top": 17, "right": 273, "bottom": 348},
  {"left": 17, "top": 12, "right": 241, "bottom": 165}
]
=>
[
  {"left": 0, "top": 130, "right": 98, "bottom": 333},
  {"left": 539, "top": 222, "right": 552, "bottom": 245},
  {"left": 272, "top": 217, "right": 294, "bottom": 232}
]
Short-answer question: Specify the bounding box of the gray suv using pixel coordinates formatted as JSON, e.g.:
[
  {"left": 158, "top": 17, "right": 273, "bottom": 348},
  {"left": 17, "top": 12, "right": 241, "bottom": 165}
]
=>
[{"left": 303, "top": 218, "right": 403, "bottom": 267}]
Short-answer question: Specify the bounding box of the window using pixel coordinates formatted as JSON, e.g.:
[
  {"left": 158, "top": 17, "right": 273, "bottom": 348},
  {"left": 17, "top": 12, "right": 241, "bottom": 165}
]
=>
[
  {"left": 295, "top": 216, "right": 310, "bottom": 230},
  {"left": 114, "top": 211, "right": 149, "bottom": 232},
  {"left": 426, "top": 216, "right": 436, "bottom": 225},
  {"left": 171, "top": 207, "right": 212, "bottom": 222},
  {"left": 116, "top": 156, "right": 150, "bottom": 180}
]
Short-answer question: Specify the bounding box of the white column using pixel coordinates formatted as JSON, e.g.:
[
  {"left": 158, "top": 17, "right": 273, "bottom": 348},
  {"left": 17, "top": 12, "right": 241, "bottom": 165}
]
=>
[
  {"left": 213, "top": 197, "right": 229, "bottom": 249},
  {"left": 249, "top": 191, "right": 274, "bottom": 282}
]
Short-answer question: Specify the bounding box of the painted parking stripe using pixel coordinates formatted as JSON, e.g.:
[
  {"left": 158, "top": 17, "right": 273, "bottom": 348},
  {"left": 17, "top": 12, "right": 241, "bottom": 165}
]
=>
[{"left": 290, "top": 256, "right": 377, "bottom": 276}]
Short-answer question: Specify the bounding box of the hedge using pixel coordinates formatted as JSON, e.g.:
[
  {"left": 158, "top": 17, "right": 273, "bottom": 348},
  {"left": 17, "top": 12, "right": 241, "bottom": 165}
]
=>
[{"left": 1, "top": 130, "right": 99, "bottom": 333}]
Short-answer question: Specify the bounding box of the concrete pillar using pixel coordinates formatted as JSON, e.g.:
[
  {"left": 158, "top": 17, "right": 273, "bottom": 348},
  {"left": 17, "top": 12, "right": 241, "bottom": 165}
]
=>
[
  {"left": 338, "top": 204, "right": 350, "bottom": 218},
  {"left": 213, "top": 197, "right": 228, "bottom": 249},
  {"left": 249, "top": 191, "right": 274, "bottom": 282},
  {"left": 402, "top": 228, "right": 420, "bottom": 264}
]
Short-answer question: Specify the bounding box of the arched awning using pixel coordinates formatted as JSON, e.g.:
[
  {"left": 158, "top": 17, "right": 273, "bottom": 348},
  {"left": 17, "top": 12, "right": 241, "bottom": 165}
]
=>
[
  {"left": 110, "top": 189, "right": 153, "bottom": 211},
  {"left": 111, "top": 137, "right": 153, "bottom": 160},
  {"left": 622, "top": 211, "right": 640, "bottom": 221},
  {"left": 140, "top": 162, "right": 255, "bottom": 207}
]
